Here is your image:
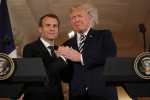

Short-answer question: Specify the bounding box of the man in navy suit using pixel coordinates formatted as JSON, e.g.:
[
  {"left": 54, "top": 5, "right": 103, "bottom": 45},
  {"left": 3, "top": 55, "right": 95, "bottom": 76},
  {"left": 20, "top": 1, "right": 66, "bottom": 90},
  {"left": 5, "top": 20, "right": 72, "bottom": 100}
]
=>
[
  {"left": 59, "top": 4, "right": 118, "bottom": 100},
  {"left": 23, "top": 14, "right": 67, "bottom": 100}
]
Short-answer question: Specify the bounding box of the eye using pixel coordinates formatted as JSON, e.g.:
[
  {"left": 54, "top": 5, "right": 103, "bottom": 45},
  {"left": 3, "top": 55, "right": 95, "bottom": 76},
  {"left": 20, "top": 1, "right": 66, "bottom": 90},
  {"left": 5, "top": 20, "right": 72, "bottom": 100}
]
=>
[
  {"left": 46, "top": 24, "right": 50, "bottom": 27},
  {"left": 53, "top": 24, "right": 58, "bottom": 28},
  {"left": 71, "top": 16, "right": 76, "bottom": 20},
  {"left": 78, "top": 15, "right": 83, "bottom": 17}
]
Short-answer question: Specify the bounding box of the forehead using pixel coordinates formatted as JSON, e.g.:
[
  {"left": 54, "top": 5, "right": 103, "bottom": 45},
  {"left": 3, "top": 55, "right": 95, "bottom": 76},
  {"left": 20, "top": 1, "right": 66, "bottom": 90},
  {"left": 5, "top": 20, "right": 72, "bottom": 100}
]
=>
[
  {"left": 42, "top": 16, "right": 58, "bottom": 24},
  {"left": 70, "top": 9, "right": 86, "bottom": 16}
]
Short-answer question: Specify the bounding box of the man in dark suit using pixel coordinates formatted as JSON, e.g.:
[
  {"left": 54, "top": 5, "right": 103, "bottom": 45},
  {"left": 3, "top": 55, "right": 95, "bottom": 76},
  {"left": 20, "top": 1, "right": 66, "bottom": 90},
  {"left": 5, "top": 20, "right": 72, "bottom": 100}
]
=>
[
  {"left": 23, "top": 14, "right": 67, "bottom": 100},
  {"left": 59, "top": 4, "right": 118, "bottom": 100}
]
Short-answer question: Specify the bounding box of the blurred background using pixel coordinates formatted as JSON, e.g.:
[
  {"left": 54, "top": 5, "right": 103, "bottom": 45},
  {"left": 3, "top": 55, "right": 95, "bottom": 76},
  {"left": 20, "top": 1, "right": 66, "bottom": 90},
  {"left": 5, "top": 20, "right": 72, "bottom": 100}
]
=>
[{"left": 0, "top": 0, "right": 150, "bottom": 100}]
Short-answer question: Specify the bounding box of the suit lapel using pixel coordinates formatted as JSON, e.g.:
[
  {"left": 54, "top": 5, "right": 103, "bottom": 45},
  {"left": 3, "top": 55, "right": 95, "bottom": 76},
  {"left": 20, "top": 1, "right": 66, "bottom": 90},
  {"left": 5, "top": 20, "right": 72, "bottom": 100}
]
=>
[
  {"left": 82, "top": 28, "right": 95, "bottom": 54},
  {"left": 36, "top": 38, "right": 51, "bottom": 59},
  {"left": 53, "top": 45, "right": 58, "bottom": 60},
  {"left": 71, "top": 34, "right": 79, "bottom": 51},
  {"left": 71, "top": 28, "right": 95, "bottom": 53}
]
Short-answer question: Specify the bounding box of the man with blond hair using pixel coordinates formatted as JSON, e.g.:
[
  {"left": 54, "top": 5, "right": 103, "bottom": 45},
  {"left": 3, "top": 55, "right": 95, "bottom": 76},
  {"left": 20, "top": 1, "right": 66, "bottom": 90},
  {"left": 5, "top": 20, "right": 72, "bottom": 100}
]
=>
[{"left": 60, "top": 4, "right": 118, "bottom": 100}]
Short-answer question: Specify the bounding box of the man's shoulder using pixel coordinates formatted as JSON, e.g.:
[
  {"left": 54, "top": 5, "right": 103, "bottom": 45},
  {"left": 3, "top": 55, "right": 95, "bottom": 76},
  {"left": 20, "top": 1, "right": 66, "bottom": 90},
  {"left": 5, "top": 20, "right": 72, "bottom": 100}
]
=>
[
  {"left": 94, "top": 29, "right": 111, "bottom": 34},
  {"left": 62, "top": 35, "right": 76, "bottom": 45},
  {"left": 93, "top": 29, "right": 112, "bottom": 37},
  {"left": 24, "top": 38, "right": 40, "bottom": 49}
]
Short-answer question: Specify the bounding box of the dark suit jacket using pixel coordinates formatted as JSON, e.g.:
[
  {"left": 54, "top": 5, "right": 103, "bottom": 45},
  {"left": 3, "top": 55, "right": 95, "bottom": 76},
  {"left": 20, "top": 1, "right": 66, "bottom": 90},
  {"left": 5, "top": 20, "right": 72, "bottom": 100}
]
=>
[
  {"left": 23, "top": 38, "right": 67, "bottom": 100},
  {"left": 62, "top": 28, "right": 118, "bottom": 100}
]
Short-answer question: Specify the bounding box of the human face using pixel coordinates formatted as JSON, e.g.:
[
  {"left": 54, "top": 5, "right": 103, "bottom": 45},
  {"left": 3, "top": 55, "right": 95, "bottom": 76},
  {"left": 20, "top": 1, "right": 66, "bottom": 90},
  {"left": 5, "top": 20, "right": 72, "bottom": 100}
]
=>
[
  {"left": 70, "top": 9, "right": 91, "bottom": 34},
  {"left": 39, "top": 16, "right": 59, "bottom": 43}
]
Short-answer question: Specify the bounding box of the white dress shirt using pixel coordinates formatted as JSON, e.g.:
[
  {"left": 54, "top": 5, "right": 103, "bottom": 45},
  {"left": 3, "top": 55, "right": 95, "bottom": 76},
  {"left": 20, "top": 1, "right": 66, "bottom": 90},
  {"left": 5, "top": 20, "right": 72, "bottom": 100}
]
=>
[
  {"left": 40, "top": 38, "right": 54, "bottom": 56},
  {"left": 76, "top": 27, "right": 90, "bottom": 65}
]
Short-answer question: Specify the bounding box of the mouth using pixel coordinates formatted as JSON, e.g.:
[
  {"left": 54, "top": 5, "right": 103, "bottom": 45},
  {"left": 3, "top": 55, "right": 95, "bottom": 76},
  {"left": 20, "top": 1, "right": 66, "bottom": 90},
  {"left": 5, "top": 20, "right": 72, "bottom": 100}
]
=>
[
  {"left": 75, "top": 24, "right": 81, "bottom": 26},
  {"left": 75, "top": 22, "right": 81, "bottom": 25},
  {"left": 74, "top": 24, "right": 82, "bottom": 27},
  {"left": 48, "top": 33, "right": 55, "bottom": 35},
  {"left": 75, "top": 25, "right": 82, "bottom": 29}
]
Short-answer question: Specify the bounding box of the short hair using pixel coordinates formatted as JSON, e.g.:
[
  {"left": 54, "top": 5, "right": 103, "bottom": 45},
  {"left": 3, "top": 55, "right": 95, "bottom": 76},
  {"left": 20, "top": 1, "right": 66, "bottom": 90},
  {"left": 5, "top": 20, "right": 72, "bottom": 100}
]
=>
[
  {"left": 70, "top": 4, "right": 98, "bottom": 27},
  {"left": 69, "top": 4, "right": 92, "bottom": 18},
  {"left": 39, "top": 14, "right": 60, "bottom": 28}
]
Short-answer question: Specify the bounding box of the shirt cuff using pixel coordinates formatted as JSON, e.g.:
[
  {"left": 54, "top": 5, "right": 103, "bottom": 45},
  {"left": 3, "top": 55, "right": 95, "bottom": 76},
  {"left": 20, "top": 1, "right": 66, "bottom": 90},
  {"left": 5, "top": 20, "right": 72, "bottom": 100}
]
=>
[
  {"left": 81, "top": 54, "right": 84, "bottom": 65},
  {"left": 60, "top": 56, "right": 67, "bottom": 62}
]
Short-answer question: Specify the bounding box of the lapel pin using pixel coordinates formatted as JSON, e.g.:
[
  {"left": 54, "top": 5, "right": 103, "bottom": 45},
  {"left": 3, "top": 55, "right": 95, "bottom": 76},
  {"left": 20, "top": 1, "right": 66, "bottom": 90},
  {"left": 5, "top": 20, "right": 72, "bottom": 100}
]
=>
[{"left": 90, "top": 35, "right": 92, "bottom": 37}]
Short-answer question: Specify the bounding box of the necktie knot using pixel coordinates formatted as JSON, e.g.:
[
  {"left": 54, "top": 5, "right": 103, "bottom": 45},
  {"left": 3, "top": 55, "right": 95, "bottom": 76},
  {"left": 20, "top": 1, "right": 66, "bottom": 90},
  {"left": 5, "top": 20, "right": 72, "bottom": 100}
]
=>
[
  {"left": 48, "top": 46, "right": 56, "bottom": 59},
  {"left": 80, "top": 35, "right": 85, "bottom": 42},
  {"left": 48, "top": 46, "right": 54, "bottom": 51}
]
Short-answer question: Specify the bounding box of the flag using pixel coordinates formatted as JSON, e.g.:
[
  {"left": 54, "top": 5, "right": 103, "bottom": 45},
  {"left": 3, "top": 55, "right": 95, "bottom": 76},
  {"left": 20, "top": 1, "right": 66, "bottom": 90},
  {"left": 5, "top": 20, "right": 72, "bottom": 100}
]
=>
[
  {"left": 149, "top": 41, "right": 150, "bottom": 52},
  {"left": 0, "top": 0, "right": 17, "bottom": 58}
]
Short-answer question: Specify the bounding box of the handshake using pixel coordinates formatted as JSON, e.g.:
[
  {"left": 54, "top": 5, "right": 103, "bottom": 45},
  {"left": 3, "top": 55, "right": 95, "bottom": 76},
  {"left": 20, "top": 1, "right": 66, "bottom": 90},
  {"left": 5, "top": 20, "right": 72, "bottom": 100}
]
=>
[{"left": 56, "top": 46, "right": 81, "bottom": 62}]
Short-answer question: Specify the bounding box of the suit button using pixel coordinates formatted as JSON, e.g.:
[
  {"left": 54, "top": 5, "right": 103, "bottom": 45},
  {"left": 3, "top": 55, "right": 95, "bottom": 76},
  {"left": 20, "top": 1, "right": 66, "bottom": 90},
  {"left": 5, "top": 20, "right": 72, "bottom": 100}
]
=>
[{"left": 86, "top": 87, "right": 88, "bottom": 91}]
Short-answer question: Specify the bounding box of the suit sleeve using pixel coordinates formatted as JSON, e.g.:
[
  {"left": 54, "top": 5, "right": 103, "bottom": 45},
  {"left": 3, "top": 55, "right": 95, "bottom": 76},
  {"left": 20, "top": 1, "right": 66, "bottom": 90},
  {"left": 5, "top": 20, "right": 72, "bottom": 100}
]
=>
[
  {"left": 23, "top": 44, "right": 67, "bottom": 75},
  {"left": 60, "top": 40, "right": 74, "bottom": 83},
  {"left": 48, "top": 57, "right": 67, "bottom": 75},
  {"left": 82, "top": 30, "right": 117, "bottom": 68}
]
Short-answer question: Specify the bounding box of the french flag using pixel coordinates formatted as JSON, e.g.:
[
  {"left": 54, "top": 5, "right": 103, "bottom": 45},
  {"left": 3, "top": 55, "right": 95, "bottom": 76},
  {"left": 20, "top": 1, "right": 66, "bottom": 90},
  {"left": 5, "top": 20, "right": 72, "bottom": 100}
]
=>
[{"left": 0, "top": 0, "right": 17, "bottom": 58}]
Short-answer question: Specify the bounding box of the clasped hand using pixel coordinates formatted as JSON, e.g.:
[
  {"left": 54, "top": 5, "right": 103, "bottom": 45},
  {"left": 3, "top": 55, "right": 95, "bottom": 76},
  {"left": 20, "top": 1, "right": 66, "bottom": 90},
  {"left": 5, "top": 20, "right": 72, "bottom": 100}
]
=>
[{"left": 56, "top": 46, "right": 81, "bottom": 62}]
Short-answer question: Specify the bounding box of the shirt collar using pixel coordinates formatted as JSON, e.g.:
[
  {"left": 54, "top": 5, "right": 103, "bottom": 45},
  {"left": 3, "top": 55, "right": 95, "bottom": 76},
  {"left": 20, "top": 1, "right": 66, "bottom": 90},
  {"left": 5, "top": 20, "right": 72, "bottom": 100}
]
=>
[
  {"left": 40, "top": 38, "right": 54, "bottom": 48},
  {"left": 77, "top": 27, "right": 91, "bottom": 41}
]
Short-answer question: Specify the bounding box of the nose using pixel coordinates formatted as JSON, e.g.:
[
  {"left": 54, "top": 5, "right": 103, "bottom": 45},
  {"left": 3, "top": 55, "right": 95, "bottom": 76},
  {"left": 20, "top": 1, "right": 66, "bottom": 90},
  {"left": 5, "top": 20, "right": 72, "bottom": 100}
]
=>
[
  {"left": 49, "top": 25, "right": 54, "bottom": 30},
  {"left": 74, "top": 17, "right": 80, "bottom": 22}
]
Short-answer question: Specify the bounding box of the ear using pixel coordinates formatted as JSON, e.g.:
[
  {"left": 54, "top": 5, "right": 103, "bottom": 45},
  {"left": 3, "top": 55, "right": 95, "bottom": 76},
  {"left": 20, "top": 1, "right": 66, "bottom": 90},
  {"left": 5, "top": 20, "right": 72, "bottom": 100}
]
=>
[
  {"left": 88, "top": 16, "right": 92, "bottom": 22},
  {"left": 39, "top": 27, "right": 42, "bottom": 33}
]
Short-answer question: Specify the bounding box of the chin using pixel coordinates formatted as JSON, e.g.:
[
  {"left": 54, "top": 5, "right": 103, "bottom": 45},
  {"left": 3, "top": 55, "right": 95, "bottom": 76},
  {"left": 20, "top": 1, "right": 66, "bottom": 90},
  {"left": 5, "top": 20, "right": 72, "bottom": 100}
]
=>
[
  {"left": 49, "top": 39, "right": 54, "bottom": 41},
  {"left": 76, "top": 28, "right": 82, "bottom": 31}
]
